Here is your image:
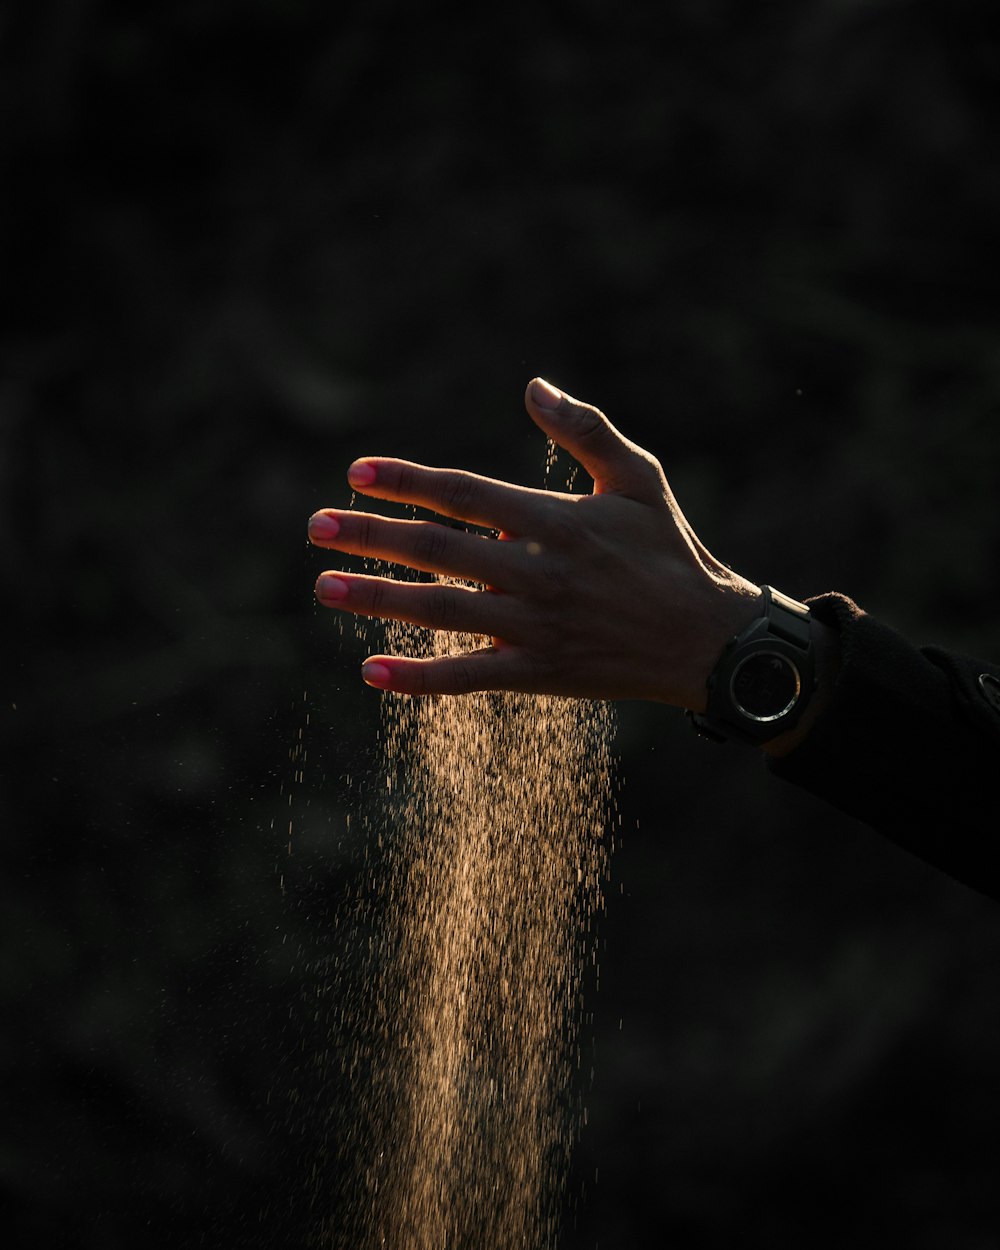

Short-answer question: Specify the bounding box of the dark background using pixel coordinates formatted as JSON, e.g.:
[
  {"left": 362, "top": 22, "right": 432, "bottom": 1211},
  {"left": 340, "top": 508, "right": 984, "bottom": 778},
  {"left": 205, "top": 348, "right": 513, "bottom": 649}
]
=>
[{"left": 4, "top": 1, "right": 1000, "bottom": 1246}]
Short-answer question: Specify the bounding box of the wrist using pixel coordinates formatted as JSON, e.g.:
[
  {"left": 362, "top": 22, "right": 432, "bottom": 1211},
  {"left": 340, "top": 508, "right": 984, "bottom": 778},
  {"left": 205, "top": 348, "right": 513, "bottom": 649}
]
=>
[
  {"left": 681, "top": 578, "right": 764, "bottom": 714},
  {"left": 687, "top": 585, "right": 830, "bottom": 747}
]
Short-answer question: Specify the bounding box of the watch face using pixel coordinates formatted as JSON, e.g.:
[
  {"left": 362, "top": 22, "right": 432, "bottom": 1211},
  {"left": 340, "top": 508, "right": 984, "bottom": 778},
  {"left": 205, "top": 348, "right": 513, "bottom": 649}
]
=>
[{"left": 730, "top": 650, "right": 801, "bottom": 722}]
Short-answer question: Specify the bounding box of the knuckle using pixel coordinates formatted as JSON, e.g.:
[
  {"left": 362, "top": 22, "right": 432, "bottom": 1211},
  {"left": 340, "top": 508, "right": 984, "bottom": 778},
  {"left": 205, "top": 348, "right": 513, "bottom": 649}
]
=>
[
  {"left": 438, "top": 471, "right": 476, "bottom": 515},
  {"left": 413, "top": 524, "right": 449, "bottom": 565},
  {"left": 571, "top": 403, "right": 609, "bottom": 442},
  {"left": 355, "top": 513, "right": 376, "bottom": 552},
  {"left": 541, "top": 503, "right": 581, "bottom": 551},
  {"left": 531, "top": 603, "right": 565, "bottom": 653},
  {"left": 408, "top": 656, "right": 476, "bottom": 696},
  {"left": 408, "top": 664, "right": 431, "bottom": 695},
  {"left": 534, "top": 558, "right": 570, "bottom": 607},
  {"left": 367, "top": 579, "right": 388, "bottom": 612},
  {"left": 446, "top": 657, "right": 476, "bottom": 695},
  {"left": 425, "top": 587, "right": 459, "bottom": 630},
  {"left": 525, "top": 648, "right": 554, "bottom": 688},
  {"left": 632, "top": 446, "right": 665, "bottom": 480},
  {"left": 395, "top": 462, "right": 419, "bottom": 498}
]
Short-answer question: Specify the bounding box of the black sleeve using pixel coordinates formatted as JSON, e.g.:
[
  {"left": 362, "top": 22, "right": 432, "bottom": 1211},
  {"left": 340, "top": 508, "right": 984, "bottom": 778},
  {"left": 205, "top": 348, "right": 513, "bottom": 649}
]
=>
[{"left": 766, "top": 593, "right": 1000, "bottom": 900}]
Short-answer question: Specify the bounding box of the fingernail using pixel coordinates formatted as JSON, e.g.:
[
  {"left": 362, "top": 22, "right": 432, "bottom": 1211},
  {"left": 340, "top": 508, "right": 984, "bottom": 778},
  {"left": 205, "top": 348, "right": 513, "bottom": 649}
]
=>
[
  {"left": 362, "top": 661, "right": 392, "bottom": 688},
  {"left": 348, "top": 461, "right": 377, "bottom": 487},
  {"left": 316, "top": 575, "right": 349, "bottom": 601},
  {"left": 309, "top": 512, "right": 340, "bottom": 540},
  {"left": 531, "top": 378, "right": 562, "bottom": 410}
]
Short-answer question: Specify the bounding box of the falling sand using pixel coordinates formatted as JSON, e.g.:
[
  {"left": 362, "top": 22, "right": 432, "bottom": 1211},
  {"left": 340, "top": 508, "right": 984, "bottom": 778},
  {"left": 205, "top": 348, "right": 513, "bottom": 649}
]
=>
[{"left": 320, "top": 451, "right": 617, "bottom": 1249}]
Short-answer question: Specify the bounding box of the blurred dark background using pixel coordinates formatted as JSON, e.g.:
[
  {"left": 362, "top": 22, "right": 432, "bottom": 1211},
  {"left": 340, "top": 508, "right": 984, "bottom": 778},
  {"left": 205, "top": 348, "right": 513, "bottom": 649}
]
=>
[{"left": 4, "top": 1, "right": 1000, "bottom": 1246}]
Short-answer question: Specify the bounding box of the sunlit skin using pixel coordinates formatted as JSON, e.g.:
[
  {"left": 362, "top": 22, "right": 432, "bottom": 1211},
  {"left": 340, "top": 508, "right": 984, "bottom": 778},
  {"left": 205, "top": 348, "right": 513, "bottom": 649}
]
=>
[{"left": 308, "top": 378, "right": 837, "bottom": 754}]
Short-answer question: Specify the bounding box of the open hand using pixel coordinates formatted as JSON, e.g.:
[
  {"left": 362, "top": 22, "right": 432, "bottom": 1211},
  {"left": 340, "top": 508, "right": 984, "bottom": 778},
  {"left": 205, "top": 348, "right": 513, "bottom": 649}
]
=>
[{"left": 308, "top": 379, "right": 763, "bottom": 710}]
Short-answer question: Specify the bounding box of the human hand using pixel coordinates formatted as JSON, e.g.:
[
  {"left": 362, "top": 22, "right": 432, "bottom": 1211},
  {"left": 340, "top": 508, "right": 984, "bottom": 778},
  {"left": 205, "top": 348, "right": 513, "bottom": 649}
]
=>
[{"left": 308, "top": 379, "right": 764, "bottom": 710}]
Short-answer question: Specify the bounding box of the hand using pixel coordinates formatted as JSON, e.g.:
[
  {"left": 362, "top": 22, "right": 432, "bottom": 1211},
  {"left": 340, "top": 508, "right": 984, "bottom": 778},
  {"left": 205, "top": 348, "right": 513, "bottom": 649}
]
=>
[{"left": 308, "top": 379, "right": 764, "bottom": 710}]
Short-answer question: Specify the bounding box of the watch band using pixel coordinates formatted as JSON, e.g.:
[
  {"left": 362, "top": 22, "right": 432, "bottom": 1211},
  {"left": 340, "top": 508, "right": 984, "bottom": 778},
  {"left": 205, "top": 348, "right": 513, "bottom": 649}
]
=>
[{"left": 688, "top": 585, "right": 817, "bottom": 746}]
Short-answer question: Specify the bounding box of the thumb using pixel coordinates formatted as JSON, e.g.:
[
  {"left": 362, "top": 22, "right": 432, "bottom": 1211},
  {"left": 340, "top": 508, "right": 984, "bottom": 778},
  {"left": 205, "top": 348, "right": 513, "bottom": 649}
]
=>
[{"left": 524, "top": 378, "right": 664, "bottom": 503}]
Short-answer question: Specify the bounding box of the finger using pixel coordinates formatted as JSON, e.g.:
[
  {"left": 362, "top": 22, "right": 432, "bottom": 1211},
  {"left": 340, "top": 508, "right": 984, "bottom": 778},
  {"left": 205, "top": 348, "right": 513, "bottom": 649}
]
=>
[
  {"left": 360, "top": 648, "right": 539, "bottom": 696},
  {"left": 308, "top": 509, "right": 523, "bottom": 588},
  {"left": 315, "top": 571, "right": 524, "bottom": 638},
  {"left": 346, "top": 457, "right": 546, "bottom": 534},
  {"left": 524, "top": 378, "right": 665, "bottom": 505}
]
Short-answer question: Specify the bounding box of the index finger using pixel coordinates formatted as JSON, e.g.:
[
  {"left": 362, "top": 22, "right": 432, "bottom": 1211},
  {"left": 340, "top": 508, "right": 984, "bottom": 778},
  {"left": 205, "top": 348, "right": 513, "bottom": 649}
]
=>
[{"left": 347, "top": 458, "right": 549, "bottom": 534}]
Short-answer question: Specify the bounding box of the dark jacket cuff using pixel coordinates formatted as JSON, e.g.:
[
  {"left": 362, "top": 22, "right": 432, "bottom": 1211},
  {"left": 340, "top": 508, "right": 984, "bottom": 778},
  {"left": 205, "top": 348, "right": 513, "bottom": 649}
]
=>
[{"left": 767, "top": 593, "right": 1000, "bottom": 898}]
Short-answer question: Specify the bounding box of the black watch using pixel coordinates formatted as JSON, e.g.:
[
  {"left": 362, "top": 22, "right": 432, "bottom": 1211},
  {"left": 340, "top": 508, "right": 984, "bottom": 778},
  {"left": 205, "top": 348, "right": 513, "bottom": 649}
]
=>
[{"left": 687, "top": 586, "right": 816, "bottom": 746}]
